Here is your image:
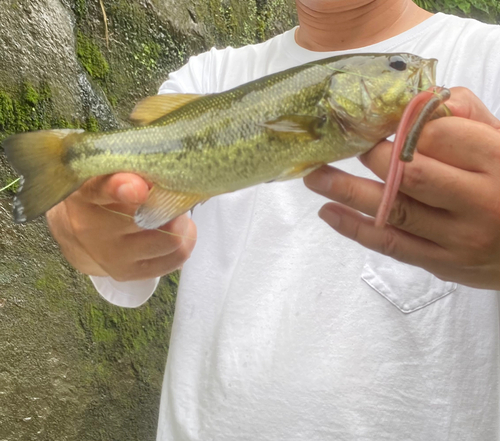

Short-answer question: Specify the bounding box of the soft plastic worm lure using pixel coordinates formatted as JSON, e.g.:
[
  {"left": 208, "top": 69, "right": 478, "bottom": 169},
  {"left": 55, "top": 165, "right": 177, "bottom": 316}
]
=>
[{"left": 375, "top": 87, "right": 451, "bottom": 228}]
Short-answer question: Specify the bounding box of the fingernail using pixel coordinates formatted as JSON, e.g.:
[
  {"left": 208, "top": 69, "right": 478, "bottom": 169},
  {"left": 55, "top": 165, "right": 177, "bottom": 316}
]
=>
[
  {"left": 304, "top": 168, "right": 331, "bottom": 192},
  {"left": 319, "top": 206, "right": 340, "bottom": 228},
  {"left": 117, "top": 183, "right": 139, "bottom": 204}
]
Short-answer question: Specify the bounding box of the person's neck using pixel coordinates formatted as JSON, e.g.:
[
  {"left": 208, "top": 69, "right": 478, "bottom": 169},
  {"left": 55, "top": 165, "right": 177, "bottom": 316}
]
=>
[{"left": 295, "top": 0, "right": 433, "bottom": 51}]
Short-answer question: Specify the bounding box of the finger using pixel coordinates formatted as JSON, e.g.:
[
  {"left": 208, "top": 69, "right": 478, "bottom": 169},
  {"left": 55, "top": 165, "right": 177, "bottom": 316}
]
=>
[
  {"left": 305, "top": 165, "right": 387, "bottom": 214},
  {"left": 408, "top": 117, "right": 500, "bottom": 172},
  {"left": 65, "top": 197, "right": 143, "bottom": 238},
  {"left": 318, "top": 202, "right": 452, "bottom": 275},
  {"left": 132, "top": 246, "right": 194, "bottom": 280},
  {"left": 123, "top": 215, "right": 195, "bottom": 260},
  {"left": 104, "top": 226, "right": 197, "bottom": 281},
  {"left": 361, "top": 88, "right": 500, "bottom": 175},
  {"left": 77, "top": 173, "right": 150, "bottom": 206},
  {"left": 304, "top": 165, "right": 454, "bottom": 242},
  {"left": 359, "top": 141, "right": 485, "bottom": 211},
  {"left": 446, "top": 87, "right": 500, "bottom": 129}
]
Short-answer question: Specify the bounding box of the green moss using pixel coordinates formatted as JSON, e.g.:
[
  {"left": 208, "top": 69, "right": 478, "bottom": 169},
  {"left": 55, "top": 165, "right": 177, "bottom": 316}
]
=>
[
  {"left": 0, "top": 81, "right": 53, "bottom": 138},
  {"left": 0, "top": 81, "right": 101, "bottom": 147},
  {"left": 38, "top": 81, "right": 52, "bottom": 100},
  {"left": 2, "top": 178, "right": 20, "bottom": 194},
  {"left": 83, "top": 293, "right": 170, "bottom": 356},
  {"left": 35, "top": 273, "right": 67, "bottom": 294},
  {"left": 108, "top": 94, "right": 118, "bottom": 108},
  {"left": 50, "top": 116, "right": 82, "bottom": 129},
  {"left": 86, "top": 114, "right": 100, "bottom": 132},
  {"left": 86, "top": 305, "right": 119, "bottom": 344},
  {"left": 31, "top": 261, "right": 75, "bottom": 312},
  {"left": 76, "top": 272, "right": 178, "bottom": 393},
  {"left": 22, "top": 81, "right": 40, "bottom": 106},
  {"left": 196, "top": 0, "right": 254, "bottom": 47},
  {"left": 133, "top": 42, "right": 163, "bottom": 72},
  {"left": 75, "top": 0, "right": 87, "bottom": 18},
  {"left": 76, "top": 31, "right": 110, "bottom": 80},
  {"left": 34, "top": 261, "right": 68, "bottom": 291},
  {"left": 0, "top": 80, "right": 103, "bottom": 204}
]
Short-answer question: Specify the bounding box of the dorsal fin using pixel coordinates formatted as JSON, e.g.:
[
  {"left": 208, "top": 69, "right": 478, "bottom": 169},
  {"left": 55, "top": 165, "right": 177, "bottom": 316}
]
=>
[{"left": 129, "top": 94, "right": 202, "bottom": 126}]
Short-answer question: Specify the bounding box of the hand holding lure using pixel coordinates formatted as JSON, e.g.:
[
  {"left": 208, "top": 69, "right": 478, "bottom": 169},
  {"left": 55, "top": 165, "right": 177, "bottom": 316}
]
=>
[{"left": 375, "top": 87, "right": 451, "bottom": 228}]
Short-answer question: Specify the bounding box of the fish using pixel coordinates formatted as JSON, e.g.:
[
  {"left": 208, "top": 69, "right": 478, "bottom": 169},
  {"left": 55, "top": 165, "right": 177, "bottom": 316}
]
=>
[{"left": 3, "top": 53, "right": 437, "bottom": 230}]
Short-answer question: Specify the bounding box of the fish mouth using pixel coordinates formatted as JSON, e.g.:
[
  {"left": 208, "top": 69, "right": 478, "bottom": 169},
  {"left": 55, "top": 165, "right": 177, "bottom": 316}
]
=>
[{"left": 418, "top": 58, "right": 438, "bottom": 92}]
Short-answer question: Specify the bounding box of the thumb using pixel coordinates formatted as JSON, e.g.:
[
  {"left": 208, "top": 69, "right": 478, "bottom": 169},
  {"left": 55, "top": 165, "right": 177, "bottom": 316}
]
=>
[
  {"left": 78, "top": 173, "right": 151, "bottom": 206},
  {"left": 446, "top": 87, "right": 500, "bottom": 129}
]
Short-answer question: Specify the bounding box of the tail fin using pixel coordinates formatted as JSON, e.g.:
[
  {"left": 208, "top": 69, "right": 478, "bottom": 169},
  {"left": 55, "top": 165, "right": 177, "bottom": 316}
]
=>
[{"left": 2, "top": 129, "right": 85, "bottom": 223}]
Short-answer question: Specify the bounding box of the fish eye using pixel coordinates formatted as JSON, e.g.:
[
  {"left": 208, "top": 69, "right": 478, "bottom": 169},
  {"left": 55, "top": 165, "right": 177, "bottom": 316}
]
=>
[{"left": 389, "top": 56, "right": 407, "bottom": 71}]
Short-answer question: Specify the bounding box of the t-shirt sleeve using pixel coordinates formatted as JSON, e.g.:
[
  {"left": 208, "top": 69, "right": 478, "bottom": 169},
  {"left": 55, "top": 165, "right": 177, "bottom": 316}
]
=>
[
  {"left": 90, "top": 275, "right": 160, "bottom": 308},
  {"left": 90, "top": 51, "right": 216, "bottom": 308},
  {"left": 159, "top": 49, "right": 217, "bottom": 94}
]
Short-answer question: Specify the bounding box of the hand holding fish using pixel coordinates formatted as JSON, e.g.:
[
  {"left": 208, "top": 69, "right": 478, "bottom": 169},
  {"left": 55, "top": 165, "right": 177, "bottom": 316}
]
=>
[
  {"left": 304, "top": 87, "right": 500, "bottom": 290},
  {"left": 46, "top": 173, "right": 197, "bottom": 281}
]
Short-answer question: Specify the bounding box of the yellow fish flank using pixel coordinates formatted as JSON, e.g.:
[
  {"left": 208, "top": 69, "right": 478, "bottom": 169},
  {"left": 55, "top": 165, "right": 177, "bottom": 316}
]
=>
[{"left": 3, "top": 53, "right": 437, "bottom": 229}]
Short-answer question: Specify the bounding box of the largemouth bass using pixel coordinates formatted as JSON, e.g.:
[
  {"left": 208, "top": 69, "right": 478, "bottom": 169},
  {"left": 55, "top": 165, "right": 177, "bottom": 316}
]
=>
[{"left": 3, "top": 53, "right": 437, "bottom": 229}]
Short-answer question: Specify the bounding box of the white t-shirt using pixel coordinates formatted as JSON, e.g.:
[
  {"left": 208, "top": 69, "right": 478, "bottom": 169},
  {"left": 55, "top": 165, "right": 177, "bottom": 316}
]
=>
[{"left": 91, "top": 13, "right": 500, "bottom": 441}]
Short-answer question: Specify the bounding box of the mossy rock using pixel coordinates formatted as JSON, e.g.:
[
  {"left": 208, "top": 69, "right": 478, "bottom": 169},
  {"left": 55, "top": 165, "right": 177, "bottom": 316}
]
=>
[
  {"left": 0, "top": 0, "right": 298, "bottom": 439},
  {"left": 76, "top": 31, "right": 110, "bottom": 80}
]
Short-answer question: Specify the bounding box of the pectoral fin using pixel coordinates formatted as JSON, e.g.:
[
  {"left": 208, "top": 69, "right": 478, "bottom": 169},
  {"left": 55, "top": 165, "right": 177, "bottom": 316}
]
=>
[
  {"left": 130, "top": 94, "right": 203, "bottom": 126},
  {"left": 135, "top": 186, "right": 207, "bottom": 229},
  {"left": 262, "top": 115, "right": 325, "bottom": 141}
]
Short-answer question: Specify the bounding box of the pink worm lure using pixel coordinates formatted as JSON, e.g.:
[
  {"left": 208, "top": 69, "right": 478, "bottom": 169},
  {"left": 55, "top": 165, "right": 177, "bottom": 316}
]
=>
[{"left": 374, "top": 87, "right": 452, "bottom": 228}]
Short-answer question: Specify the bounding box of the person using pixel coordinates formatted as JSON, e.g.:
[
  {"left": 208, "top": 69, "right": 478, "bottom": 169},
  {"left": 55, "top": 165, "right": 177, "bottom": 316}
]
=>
[{"left": 47, "top": 0, "right": 500, "bottom": 439}]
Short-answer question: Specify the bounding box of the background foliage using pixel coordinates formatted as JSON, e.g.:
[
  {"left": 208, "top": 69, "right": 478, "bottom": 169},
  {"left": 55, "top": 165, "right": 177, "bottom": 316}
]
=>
[{"left": 415, "top": 0, "right": 500, "bottom": 23}]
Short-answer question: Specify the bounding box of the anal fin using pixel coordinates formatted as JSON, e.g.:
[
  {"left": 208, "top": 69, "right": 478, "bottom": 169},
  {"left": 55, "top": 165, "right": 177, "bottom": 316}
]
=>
[{"left": 134, "top": 186, "right": 206, "bottom": 229}]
